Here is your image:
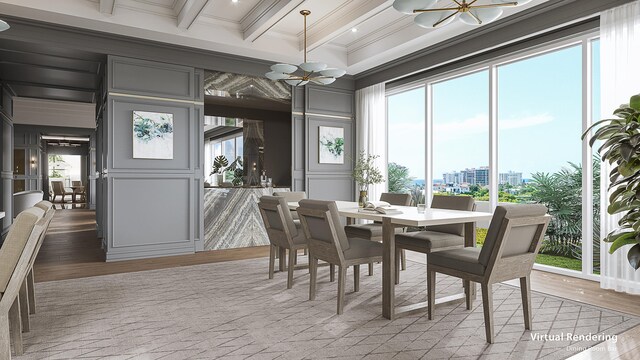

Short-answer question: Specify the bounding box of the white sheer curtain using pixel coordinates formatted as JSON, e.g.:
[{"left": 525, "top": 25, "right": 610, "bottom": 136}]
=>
[
  {"left": 600, "top": 0, "right": 640, "bottom": 294},
  {"left": 355, "top": 83, "right": 387, "bottom": 202}
]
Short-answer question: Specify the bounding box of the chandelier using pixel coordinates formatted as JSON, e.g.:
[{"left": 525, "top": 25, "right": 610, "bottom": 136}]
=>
[
  {"left": 393, "top": 0, "right": 531, "bottom": 28},
  {"left": 265, "top": 10, "right": 346, "bottom": 86}
]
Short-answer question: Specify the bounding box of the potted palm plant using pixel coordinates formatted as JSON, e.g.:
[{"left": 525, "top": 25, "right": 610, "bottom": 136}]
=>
[
  {"left": 352, "top": 151, "right": 385, "bottom": 207},
  {"left": 210, "top": 155, "right": 228, "bottom": 186},
  {"left": 583, "top": 93, "right": 640, "bottom": 270}
]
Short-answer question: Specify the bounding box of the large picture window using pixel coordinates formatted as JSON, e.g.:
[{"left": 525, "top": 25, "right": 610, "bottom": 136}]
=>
[{"left": 386, "top": 33, "right": 600, "bottom": 280}]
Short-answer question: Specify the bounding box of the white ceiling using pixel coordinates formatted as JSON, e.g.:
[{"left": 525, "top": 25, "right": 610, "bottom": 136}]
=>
[{"left": 0, "top": 0, "right": 550, "bottom": 75}]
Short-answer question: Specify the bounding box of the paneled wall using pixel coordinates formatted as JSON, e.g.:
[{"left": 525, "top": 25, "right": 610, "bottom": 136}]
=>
[
  {"left": 0, "top": 84, "right": 15, "bottom": 236},
  {"left": 292, "top": 79, "right": 356, "bottom": 201},
  {"left": 101, "top": 56, "right": 205, "bottom": 260},
  {"left": 13, "top": 126, "right": 42, "bottom": 193}
]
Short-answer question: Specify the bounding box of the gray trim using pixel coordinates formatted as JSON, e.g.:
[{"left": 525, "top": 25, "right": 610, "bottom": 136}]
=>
[{"left": 355, "top": 0, "right": 633, "bottom": 89}]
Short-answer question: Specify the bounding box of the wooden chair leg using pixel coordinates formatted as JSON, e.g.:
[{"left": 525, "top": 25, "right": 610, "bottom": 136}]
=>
[
  {"left": 464, "top": 280, "right": 473, "bottom": 310},
  {"left": 27, "top": 269, "right": 36, "bottom": 315},
  {"left": 427, "top": 268, "right": 435, "bottom": 320},
  {"left": 287, "top": 249, "right": 295, "bottom": 289},
  {"left": 401, "top": 249, "right": 407, "bottom": 271},
  {"left": 368, "top": 263, "right": 373, "bottom": 276},
  {"left": 353, "top": 265, "right": 360, "bottom": 292},
  {"left": 9, "top": 297, "right": 23, "bottom": 355},
  {"left": 19, "top": 281, "right": 30, "bottom": 333},
  {"left": 330, "top": 264, "right": 335, "bottom": 282},
  {"left": 337, "top": 266, "right": 347, "bottom": 315},
  {"left": 268, "top": 245, "right": 276, "bottom": 280},
  {"left": 0, "top": 314, "right": 9, "bottom": 360},
  {"left": 395, "top": 249, "right": 400, "bottom": 285},
  {"left": 520, "top": 276, "right": 532, "bottom": 330},
  {"left": 481, "top": 283, "right": 494, "bottom": 343},
  {"left": 278, "top": 247, "right": 286, "bottom": 272},
  {"left": 293, "top": 249, "right": 298, "bottom": 265},
  {"left": 309, "top": 255, "right": 318, "bottom": 300}
]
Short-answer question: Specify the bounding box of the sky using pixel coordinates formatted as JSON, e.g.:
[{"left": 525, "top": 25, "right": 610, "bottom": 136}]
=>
[{"left": 388, "top": 40, "right": 601, "bottom": 181}]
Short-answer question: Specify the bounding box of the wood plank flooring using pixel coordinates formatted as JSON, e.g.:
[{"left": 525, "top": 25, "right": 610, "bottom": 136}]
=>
[{"left": 33, "top": 209, "right": 640, "bottom": 359}]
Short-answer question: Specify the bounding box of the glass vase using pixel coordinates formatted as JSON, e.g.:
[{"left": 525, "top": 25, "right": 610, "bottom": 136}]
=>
[{"left": 358, "top": 190, "right": 368, "bottom": 208}]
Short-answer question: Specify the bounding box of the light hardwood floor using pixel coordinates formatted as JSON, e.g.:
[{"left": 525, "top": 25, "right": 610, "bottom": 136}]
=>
[{"left": 34, "top": 209, "right": 640, "bottom": 359}]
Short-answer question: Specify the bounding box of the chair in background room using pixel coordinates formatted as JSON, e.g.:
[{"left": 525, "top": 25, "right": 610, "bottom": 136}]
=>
[
  {"left": 297, "top": 199, "right": 383, "bottom": 315},
  {"left": 258, "top": 196, "right": 309, "bottom": 289},
  {"left": 50, "top": 181, "right": 72, "bottom": 203},
  {"left": 426, "top": 204, "right": 549, "bottom": 343},
  {"left": 344, "top": 193, "right": 412, "bottom": 275},
  {"left": 12, "top": 191, "right": 44, "bottom": 217},
  {"left": 71, "top": 181, "right": 86, "bottom": 202},
  {"left": 394, "top": 195, "right": 475, "bottom": 284}
]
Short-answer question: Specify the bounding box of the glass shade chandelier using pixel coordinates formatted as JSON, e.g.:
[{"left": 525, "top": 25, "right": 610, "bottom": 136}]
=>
[
  {"left": 393, "top": 0, "right": 531, "bottom": 28},
  {"left": 265, "top": 10, "right": 346, "bottom": 86}
]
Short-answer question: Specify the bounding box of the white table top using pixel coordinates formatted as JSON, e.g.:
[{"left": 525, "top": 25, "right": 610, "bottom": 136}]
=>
[
  {"left": 0, "top": 211, "right": 4, "bottom": 219},
  {"left": 288, "top": 202, "right": 493, "bottom": 226}
]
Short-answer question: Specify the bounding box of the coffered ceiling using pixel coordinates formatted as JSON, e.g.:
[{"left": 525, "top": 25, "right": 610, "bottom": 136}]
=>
[{"left": 0, "top": 0, "right": 550, "bottom": 75}]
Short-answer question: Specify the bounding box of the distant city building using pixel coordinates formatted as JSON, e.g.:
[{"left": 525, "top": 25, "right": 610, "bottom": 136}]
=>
[
  {"left": 439, "top": 167, "right": 523, "bottom": 188},
  {"left": 499, "top": 171, "right": 523, "bottom": 186}
]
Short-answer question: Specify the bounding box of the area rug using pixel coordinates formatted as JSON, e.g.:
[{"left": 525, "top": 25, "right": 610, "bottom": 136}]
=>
[{"left": 18, "top": 257, "right": 640, "bottom": 360}]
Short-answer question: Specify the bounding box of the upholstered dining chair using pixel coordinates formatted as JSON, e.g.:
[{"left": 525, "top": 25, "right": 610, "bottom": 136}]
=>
[
  {"left": 344, "top": 193, "right": 412, "bottom": 276},
  {"left": 71, "top": 181, "right": 86, "bottom": 202},
  {"left": 0, "top": 207, "right": 45, "bottom": 357},
  {"left": 394, "top": 195, "right": 475, "bottom": 284},
  {"left": 426, "top": 204, "right": 550, "bottom": 343},
  {"left": 297, "top": 199, "right": 383, "bottom": 315},
  {"left": 273, "top": 191, "right": 306, "bottom": 220},
  {"left": 258, "top": 196, "right": 309, "bottom": 289},
  {"left": 50, "top": 181, "right": 72, "bottom": 203}
]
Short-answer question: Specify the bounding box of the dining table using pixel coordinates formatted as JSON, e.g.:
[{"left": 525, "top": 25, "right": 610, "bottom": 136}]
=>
[{"left": 289, "top": 200, "right": 494, "bottom": 320}]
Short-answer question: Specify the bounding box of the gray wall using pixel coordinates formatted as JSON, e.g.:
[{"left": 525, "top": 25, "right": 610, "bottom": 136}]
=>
[
  {"left": 101, "top": 56, "right": 205, "bottom": 260},
  {"left": 0, "top": 84, "right": 15, "bottom": 236},
  {"left": 14, "top": 125, "right": 43, "bottom": 193},
  {"left": 292, "top": 79, "right": 356, "bottom": 201}
]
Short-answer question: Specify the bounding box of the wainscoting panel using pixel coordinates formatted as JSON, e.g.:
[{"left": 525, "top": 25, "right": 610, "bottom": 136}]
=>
[
  {"left": 306, "top": 116, "right": 353, "bottom": 174},
  {"left": 305, "top": 86, "right": 354, "bottom": 118},
  {"left": 306, "top": 175, "right": 354, "bottom": 201}
]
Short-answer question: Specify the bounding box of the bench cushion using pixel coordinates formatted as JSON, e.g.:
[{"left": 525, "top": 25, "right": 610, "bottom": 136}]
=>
[
  {"left": 35, "top": 200, "right": 54, "bottom": 211},
  {"left": 344, "top": 223, "right": 403, "bottom": 239},
  {"left": 0, "top": 207, "right": 45, "bottom": 294}
]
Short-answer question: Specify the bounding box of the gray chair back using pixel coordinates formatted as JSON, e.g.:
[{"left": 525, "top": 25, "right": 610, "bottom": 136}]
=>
[
  {"left": 480, "top": 204, "right": 550, "bottom": 282},
  {"left": 273, "top": 191, "right": 306, "bottom": 219},
  {"left": 258, "top": 196, "right": 298, "bottom": 249},
  {"left": 380, "top": 193, "right": 412, "bottom": 206},
  {"left": 72, "top": 181, "right": 82, "bottom": 187},
  {"left": 273, "top": 191, "right": 306, "bottom": 202},
  {"left": 425, "top": 195, "right": 475, "bottom": 236},
  {"left": 50, "top": 181, "right": 65, "bottom": 195},
  {"left": 297, "top": 199, "right": 349, "bottom": 265}
]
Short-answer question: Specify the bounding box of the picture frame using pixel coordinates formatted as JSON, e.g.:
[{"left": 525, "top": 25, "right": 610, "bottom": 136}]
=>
[
  {"left": 318, "top": 126, "right": 345, "bottom": 164},
  {"left": 132, "top": 110, "right": 174, "bottom": 160}
]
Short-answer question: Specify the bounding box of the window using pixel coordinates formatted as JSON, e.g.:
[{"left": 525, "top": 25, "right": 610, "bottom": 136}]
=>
[
  {"left": 386, "top": 33, "right": 601, "bottom": 280},
  {"left": 497, "top": 45, "right": 583, "bottom": 271},
  {"left": 432, "top": 70, "right": 489, "bottom": 201},
  {"left": 387, "top": 87, "right": 425, "bottom": 205}
]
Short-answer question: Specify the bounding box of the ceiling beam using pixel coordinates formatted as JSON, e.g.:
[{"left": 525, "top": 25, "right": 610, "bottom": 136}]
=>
[
  {"left": 177, "top": 0, "right": 212, "bottom": 29},
  {"left": 99, "top": 0, "right": 116, "bottom": 15},
  {"left": 304, "top": 0, "right": 392, "bottom": 52},
  {"left": 242, "top": 0, "right": 301, "bottom": 42}
]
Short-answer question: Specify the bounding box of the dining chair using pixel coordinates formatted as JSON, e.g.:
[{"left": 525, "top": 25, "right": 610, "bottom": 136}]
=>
[
  {"left": 297, "top": 199, "right": 383, "bottom": 315},
  {"left": 273, "top": 191, "right": 306, "bottom": 220},
  {"left": 71, "top": 181, "right": 86, "bottom": 202},
  {"left": 394, "top": 195, "right": 475, "bottom": 284},
  {"left": 426, "top": 204, "right": 549, "bottom": 343},
  {"left": 50, "top": 181, "right": 72, "bottom": 203},
  {"left": 258, "top": 196, "right": 309, "bottom": 289},
  {"left": 344, "top": 193, "right": 412, "bottom": 276}
]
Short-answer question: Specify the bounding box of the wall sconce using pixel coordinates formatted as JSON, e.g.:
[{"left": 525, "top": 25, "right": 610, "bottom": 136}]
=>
[{"left": 30, "top": 158, "right": 36, "bottom": 168}]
